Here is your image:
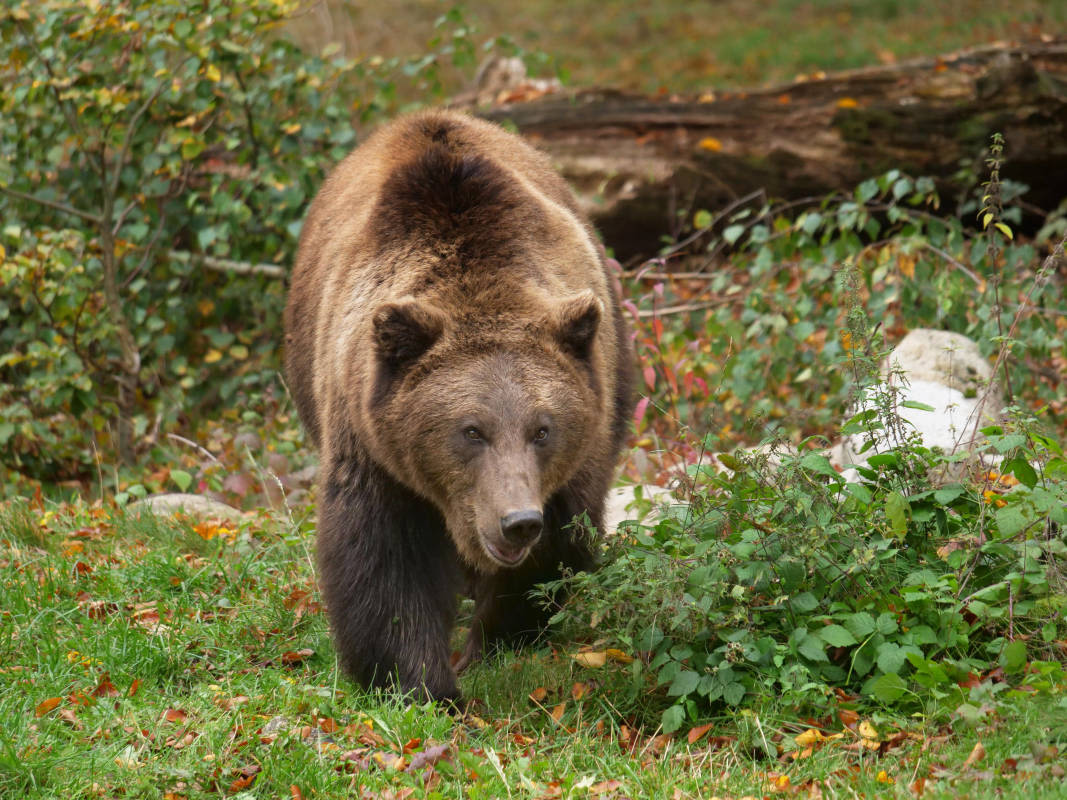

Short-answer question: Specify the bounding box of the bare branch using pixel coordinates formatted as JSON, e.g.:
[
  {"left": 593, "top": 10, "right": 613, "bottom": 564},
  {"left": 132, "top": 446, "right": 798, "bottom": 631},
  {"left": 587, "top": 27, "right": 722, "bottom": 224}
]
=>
[
  {"left": 109, "top": 78, "right": 170, "bottom": 198},
  {"left": 166, "top": 250, "right": 287, "bottom": 279},
  {"left": 636, "top": 299, "right": 731, "bottom": 318},
  {"left": 0, "top": 184, "right": 103, "bottom": 225}
]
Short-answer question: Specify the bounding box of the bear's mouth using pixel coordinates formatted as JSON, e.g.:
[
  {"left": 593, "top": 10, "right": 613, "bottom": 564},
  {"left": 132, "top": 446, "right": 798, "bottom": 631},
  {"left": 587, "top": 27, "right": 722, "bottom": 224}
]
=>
[{"left": 483, "top": 538, "right": 532, "bottom": 568}]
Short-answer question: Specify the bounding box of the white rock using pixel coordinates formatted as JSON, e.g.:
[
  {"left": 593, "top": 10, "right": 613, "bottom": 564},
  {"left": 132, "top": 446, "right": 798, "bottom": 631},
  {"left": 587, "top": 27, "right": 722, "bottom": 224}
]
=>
[
  {"left": 126, "top": 493, "right": 243, "bottom": 522},
  {"left": 603, "top": 484, "right": 672, "bottom": 533},
  {"left": 830, "top": 329, "right": 1003, "bottom": 481}
]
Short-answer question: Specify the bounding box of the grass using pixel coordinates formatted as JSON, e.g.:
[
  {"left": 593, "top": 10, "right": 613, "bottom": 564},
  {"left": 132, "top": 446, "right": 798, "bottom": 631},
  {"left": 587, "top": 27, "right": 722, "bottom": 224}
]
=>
[
  {"left": 2, "top": 499, "right": 1065, "bottom": 799},
  {"left": 288, "top": 0, "right": 1067, "bottom": 93}
]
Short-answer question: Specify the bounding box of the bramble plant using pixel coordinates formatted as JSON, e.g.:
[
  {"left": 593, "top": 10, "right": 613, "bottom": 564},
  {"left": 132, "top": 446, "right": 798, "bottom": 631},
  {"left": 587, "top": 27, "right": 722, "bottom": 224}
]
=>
[{"left": 556, "top": 145, "right": 1067, "bottom": 736}]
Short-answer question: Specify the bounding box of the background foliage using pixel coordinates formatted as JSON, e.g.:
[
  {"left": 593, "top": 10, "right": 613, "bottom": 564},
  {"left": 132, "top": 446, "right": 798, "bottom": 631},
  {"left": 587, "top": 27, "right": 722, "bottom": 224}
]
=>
[
  {"left": 1, "top": 3, "right": 1066, "bottom": 795},
  {"left": 0, "top": 0, "right": 485, "bottom": 483}
]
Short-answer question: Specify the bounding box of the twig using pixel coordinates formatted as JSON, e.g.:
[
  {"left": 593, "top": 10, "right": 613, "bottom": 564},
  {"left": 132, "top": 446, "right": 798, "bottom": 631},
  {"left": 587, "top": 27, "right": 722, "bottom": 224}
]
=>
[
  {"left": 0, "top": 185, "right": 103, "bottom": 225},
  {"left": 920, "top": 242, "right": 983, "bottom": 284},
  {"left": 963, "top": 232, "right": 1066, "bottom": 449},
  {"left": 166, "top": 250, "right": 287, "bottom": 278},
  {"left": 166, "top": 433, "right": 222, "bottom": 467},
  {"left": 636, "top": 298, "right": 732, "bottom": 318}
]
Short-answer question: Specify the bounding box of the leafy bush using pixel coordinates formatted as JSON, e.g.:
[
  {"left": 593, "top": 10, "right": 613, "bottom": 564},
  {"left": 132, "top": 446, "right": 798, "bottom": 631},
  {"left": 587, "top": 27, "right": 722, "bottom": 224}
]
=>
[
  {"left": 560, "top": 161, "right": 1067, "bottom": 734},
  {"left": 554, "top": 395, "right": 1067, "bottom": 735},
  {"left": 627, "top": 169, "right": 1066, "bottom": 463},
  {"left": 0, "top": 0, "right": 481, "bottom": 483}
]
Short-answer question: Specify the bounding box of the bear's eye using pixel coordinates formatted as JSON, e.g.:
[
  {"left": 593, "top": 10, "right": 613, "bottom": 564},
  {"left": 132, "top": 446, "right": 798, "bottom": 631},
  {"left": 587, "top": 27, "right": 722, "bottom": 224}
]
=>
[
  {"left": 464, "top": 427, "right": 483, "bottom": 442},
  {"left": 533, "top": 427, "right": 549, "bottom": 443}
]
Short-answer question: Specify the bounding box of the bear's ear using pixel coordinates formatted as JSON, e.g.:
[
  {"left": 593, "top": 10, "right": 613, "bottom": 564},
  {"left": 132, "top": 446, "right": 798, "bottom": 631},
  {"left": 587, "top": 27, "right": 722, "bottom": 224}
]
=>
[
  {"left": 372, "top": 297, "right": 445, "bottom": 374},
  {"left": 555, "top": 290, "right": 602, "bottom": 361}
]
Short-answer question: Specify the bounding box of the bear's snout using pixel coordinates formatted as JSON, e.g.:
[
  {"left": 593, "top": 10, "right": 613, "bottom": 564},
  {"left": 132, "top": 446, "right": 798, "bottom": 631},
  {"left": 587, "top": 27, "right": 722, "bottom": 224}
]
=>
[{"left": 500, "top": 509, "right": 543, "bottom": 547}]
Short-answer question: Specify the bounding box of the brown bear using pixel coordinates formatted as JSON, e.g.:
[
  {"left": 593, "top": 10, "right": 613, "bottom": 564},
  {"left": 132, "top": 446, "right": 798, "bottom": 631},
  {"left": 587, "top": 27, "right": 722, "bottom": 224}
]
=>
[{"left": 283, "top": 109, "right": 632, "bottom": 704}]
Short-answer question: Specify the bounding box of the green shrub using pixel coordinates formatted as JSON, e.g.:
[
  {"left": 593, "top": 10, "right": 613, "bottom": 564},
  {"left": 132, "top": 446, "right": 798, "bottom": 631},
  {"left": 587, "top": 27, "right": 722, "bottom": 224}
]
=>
[{"left": 0, "top": 0, "right": 480, "bottom": 482}]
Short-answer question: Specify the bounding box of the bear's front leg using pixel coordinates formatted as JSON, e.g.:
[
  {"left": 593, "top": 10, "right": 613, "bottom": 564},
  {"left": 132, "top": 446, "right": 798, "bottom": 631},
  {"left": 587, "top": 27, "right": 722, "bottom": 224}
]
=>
[{"left": 317, "top": 455, "right": 463, "bottom": 704}]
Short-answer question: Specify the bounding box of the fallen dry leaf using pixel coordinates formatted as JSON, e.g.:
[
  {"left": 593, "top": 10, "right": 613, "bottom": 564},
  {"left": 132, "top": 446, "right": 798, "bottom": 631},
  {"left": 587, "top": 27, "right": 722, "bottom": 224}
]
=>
[
  {"left": 573, "top": 651, "right": 607, "bottom": 668},
  {"left": 687, "top": 723, "right": 714, "bottom": 744},
  {"left": 589, "top": 779, "right": 623, "bottom": 796},
  {"left": 572, "top": 682, "right": 590, "bottom": 701},
  {"left": 529, "top": 686, "right": 548, "bottom": 704},
  {"left": 406, "top": 743, "right": 451, "bottom": 771},
  {"left": 34, "top": 697, "right": 62, "bottom": 717},
  {"left": 162, "top": 708, "right": 188, "bottom": 724},
  {"left": 281, "top": 648, "right": 314, "bottom": 665},
  {"left": 962, "top": 741, "right": 986, "bottom": 770},
  {"left": 549, "top": 703, "right": 566, "bottom": 723}
]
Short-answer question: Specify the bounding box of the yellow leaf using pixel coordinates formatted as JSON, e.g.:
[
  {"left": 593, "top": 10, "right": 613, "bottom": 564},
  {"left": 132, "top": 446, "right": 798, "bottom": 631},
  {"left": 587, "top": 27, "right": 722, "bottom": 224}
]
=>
[
  {"left": 794, "top": 728, "right": 825, "bottom": 747},
  {"left": 573, "top": 651, "right": 607, "bottom": 668},
  {"left": 876, "top": 770, "right": 895, "bottom": 784},
  {"left": 698, "top": 137, "right": 722, "bottom": 152},
  {"left": 898, "top": 253, "right": 916, "bottom": 278},
  {"left": 605, "top": 648, "right": 634, "bottom": 664},
  {"left": 205, "top": 63, "right": 221, "bottom": 82},
  {"left": 198, "top": 299, "right": 215, "bottom": 316},
  {"left": 282, "top": 122, "right": 302, "bottom": 135},
  {"left": 204, "top": 349, "right": 222, "bottom": 364},
  {"left": 858, "top": 720, "right": 879, "bottom": 741},
  {"left": 836, "top": 97, "right": 859, "bottom": 108}
]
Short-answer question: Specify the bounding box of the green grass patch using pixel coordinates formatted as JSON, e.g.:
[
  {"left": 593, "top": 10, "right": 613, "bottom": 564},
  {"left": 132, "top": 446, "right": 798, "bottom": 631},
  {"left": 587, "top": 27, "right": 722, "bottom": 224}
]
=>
[{"left": 2, "top": 500, "right": 1065, "bottom": 799}]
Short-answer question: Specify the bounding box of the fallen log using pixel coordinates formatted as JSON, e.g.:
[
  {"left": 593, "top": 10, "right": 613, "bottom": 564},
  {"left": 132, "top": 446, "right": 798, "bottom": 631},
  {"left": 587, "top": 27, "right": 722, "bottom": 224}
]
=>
[{"left": 473, "top": 38, "right": 1067, "bottom": 260}]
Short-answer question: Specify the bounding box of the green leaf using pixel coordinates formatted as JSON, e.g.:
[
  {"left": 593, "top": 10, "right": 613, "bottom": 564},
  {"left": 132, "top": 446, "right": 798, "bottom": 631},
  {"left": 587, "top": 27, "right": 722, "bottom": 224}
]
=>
[
  {"left": 667, "top": 669, "right": 700, "bottom": 697},
  {"left": 876, "top": 642, "right": 906, "bottom": 674},
  {"left": 171, "top": 469, "right": 193, "bottom": 492},
  {"left": 791, "top": 592, "right": 819, "bottom": 613},
  {"left": 722, "top": 224, "right": 745, "bottom": 245},
  {"left": 844, "top": 612, "right": 876, "bottom": 639},
  {"left": 661, "top": 704, "right": 686, "bottom": 734},
  {"left": 885, "top": 491, "right": 908, "bottom": 537},
  {"left": 723, "top": 682, "right": 746, "bottom": 706},
  {"left": 1002, "top": 456, "right": 1038, "bottom": 489},
  {"left": 934, "top": 485, "right": 964, "bottom": 505},
  {"left": 1000, "top": 640, "right": 1027, "bottom": 673},
  {"left": 991, "top": 433, "right": 1027, "bottom": 453},
  {"left": 819, "top": 624, "right": 858, "bottom": 647},
  {"left": 797, "top": 633, "right": 828, "bottom": 662},
  {"left": 844, "top": 482, "right": 872, "bottom": 505},
  {"left": 693, "top": 209, "right": 713, "bottom": 229},
  {"left": 799, "top": 452, "right": 842, "bottom": 482},
  {"left": 900, "top": 400, "right": 935, "bottom": 412},
  {"left": 995, "top": 506, "right": 1028, "bottom": 537},
  {"left": 867, "top": 672, "right": 908, "bottom": 703},
  {"left": 876, "top": 613, "right": 898, "bottom": 635}
]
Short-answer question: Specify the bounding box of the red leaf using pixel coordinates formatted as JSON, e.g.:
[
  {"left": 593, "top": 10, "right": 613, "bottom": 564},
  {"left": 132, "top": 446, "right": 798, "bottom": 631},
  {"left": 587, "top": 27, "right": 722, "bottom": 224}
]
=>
[{"left": 281, "top": 648, "right": 314, "bottom": 665}]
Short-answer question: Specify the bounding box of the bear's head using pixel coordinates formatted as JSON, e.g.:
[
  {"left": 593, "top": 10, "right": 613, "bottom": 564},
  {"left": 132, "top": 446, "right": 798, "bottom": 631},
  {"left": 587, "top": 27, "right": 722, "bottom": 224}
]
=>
[{"left": 364, "top": 289, "right": 604, "bottom": 573}]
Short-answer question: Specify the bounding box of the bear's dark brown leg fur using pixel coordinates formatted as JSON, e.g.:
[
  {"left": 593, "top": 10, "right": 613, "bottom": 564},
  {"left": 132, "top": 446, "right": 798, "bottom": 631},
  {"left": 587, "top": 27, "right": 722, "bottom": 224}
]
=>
[{"left": 318, "top": 450, "right": 464, "bottom": 703}]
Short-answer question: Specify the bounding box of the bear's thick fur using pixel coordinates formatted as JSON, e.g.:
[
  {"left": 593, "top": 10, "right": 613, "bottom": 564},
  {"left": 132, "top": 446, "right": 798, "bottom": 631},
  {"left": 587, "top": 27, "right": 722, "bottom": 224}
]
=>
[{"left": 284, "top": 109, "right": 632, "bottom": 703}]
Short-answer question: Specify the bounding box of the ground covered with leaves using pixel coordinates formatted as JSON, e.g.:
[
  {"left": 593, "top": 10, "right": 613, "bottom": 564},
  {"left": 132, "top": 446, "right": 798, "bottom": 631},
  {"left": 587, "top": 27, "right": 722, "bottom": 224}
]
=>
[{"left": 1, "top": 499, "right": 1065, "bottom": 800}]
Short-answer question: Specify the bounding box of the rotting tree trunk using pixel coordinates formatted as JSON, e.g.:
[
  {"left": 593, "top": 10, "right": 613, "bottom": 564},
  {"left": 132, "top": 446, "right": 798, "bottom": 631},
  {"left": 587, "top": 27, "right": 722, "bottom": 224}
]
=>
[{"left": 471, "top": 39, "right": 1067, "bottom": 260}]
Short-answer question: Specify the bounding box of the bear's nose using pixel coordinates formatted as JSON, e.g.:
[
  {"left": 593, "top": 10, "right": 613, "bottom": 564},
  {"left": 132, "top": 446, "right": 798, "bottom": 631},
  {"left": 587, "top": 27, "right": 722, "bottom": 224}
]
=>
[{"left": 500, "top": 509, "right": 543, "bottom": 546}]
